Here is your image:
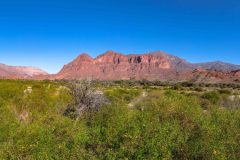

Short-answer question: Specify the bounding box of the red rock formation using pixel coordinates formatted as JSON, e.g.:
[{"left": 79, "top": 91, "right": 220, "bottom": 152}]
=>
[
  {"left": 1, "top": 50, "right": 240, "bottom": 83},
  {"left": 54, "top": 50, "right": 240, "bottom": 83},
  {"left": 55, "top": 50, "right": 190, "bottom": 81}
]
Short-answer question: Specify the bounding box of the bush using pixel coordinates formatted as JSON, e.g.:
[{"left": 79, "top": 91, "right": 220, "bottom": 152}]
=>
[
  {"left": 194, "top": 87, "right": 204, "bottom": 92},
  {"left": 64, "top": 80, "right": 110, "bottom": 119},
  {"left": 172, "top": 84, "right": 183, "bottom": 90},
  {"left": 202, "top": 91, "right": 221, "bottom": 104},
  {"left": 219, "top": 89, "right": 232, "bottom": 95}
]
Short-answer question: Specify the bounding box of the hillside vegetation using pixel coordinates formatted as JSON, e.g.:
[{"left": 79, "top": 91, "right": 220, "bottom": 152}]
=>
[{"left": 0, "top": 80, "right": 240, "bottom": 159}]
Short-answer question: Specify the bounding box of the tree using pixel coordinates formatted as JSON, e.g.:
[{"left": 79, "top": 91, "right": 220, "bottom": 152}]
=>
[{"left": 64, "top": 80, "right": 110, "bottom": 119}]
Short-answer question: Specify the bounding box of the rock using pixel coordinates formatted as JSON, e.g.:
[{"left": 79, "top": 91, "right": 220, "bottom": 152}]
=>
[
  {"left": 24, "top": 86, "right": 32, "bottom": 94},
  {"left": 54, "top": 50, "right": 240, "bottom": 83},
  {"left": 18, "top": 111, "right": 29, "bottom": 122},
  {"left": 55, "top": 50, "right": 191, "bottom": 81}
]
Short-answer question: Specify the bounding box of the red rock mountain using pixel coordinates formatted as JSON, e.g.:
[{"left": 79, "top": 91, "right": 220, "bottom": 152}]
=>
[
  {"left": 0, "top": 63, "right": 48, "bottom": 79},
  {"left": 1, "top": 50, "right": 240, "bottom": 83},
  {"left": 55, "top": 50, "right": 240, "bottom": 83}
]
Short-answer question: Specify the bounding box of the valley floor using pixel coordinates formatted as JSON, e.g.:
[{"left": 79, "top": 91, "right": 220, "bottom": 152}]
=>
[{"left": 0, "top": 80, "right": 240, "bottom": 159}]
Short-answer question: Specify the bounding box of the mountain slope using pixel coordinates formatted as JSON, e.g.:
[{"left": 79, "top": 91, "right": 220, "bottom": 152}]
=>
[
  {"left": 56, "top": 50, "right": 184, "bottom": 80},
  {"left": 0, "top": 63, "right": 48, "bottom": 79},
  {"left": 55, "top": 50, "right": 240, "bottom": 82},
  {"left": 193, "top": 61, "right": 240, "bottom": 71}
]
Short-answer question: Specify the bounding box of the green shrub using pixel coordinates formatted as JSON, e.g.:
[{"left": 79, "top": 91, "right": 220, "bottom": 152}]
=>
[
  {"left": 219, "top": 89, "right": 232, "bottom": 95},
  {"left": 202, "top": 91, "right": 221, "bottom": 104}
]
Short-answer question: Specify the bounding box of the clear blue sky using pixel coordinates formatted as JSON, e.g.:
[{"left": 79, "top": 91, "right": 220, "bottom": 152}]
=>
[{"left": 0, "top": 0, "right": 240, "bottom": 73}]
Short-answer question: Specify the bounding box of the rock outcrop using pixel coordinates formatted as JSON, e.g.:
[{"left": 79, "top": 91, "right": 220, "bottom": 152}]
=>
[{"left": 55, "top": 50, "right": 240, "bottom": 83}]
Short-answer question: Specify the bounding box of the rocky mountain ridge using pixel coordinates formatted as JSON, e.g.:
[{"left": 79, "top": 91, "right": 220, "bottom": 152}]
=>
[
  {"left": 54, "top": 50, "right": 240, "bottom": 83},
  {"left": 1, "top": 50, "right": 240, "bottom": 83}
]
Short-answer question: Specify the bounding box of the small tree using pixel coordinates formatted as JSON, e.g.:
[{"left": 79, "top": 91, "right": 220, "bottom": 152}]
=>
[{"left": 64, "top": 80, "right": 110, "bottom": 119}]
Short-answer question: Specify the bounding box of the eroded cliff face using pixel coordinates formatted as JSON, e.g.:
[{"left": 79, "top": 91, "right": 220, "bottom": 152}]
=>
[
  {"left": 56, "top": 50, "right": 181, "bottom": 80},
  {"left": 54, "top": 50, "right": 240, "bottom": 83}
]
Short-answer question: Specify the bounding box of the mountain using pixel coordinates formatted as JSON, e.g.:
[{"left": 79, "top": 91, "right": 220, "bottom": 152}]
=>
[
  {"left": 0, "top": 63, "right": 48, "bottom": 79},
  {"left": 193, "top": 61, "right": 240, "bottom": 71},
  {"left": 1, "top": 50, "right": 240, "bottom": 83},
  {"left": 55, "top": 50, "right": 240, "bottom": 83},
  {"left": 55, "top": 50, "right": 187, "bottom": 80}
]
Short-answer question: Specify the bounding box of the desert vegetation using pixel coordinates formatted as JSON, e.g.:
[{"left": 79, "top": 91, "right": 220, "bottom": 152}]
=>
[{"left": 0, "top": 79, "right": 240, "bottom": 159}]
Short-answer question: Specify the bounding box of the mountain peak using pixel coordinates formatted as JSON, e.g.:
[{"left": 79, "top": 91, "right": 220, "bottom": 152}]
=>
[
  {"left": 100, "top": 50, "right": 123, "bottom": 57},
  {"left": 74, "top": 53, "right": 93, "bottom": 62},
  {"left": 77, "top": 53, "right": 92, "bottom": 58}
]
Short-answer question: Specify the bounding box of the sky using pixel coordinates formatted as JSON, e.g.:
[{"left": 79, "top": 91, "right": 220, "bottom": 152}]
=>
[{"left": 0, "top": 0, "right": 240, "bottom": 73}]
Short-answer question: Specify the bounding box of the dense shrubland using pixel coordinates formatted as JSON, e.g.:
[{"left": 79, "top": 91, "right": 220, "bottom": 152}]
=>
[{"left": 0, "top": 80, "right": 239, "bottom": 159}]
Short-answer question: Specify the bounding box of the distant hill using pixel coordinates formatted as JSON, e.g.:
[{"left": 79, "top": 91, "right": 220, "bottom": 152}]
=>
[
  {"left": 0, "top": 63, "right": 48, "bottom": 79},
  {"left": 193, "top": 61, "right": 240, "bottom": 71}
]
